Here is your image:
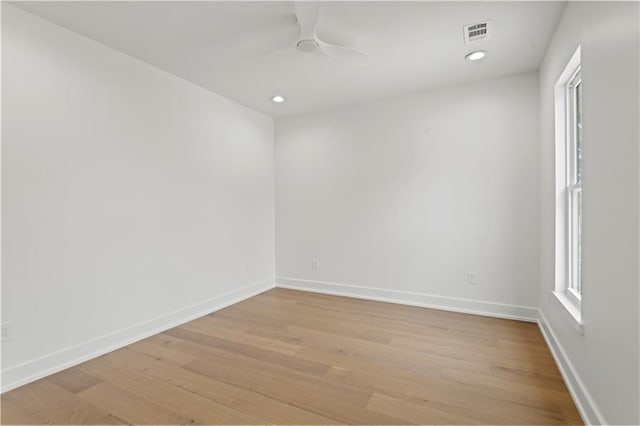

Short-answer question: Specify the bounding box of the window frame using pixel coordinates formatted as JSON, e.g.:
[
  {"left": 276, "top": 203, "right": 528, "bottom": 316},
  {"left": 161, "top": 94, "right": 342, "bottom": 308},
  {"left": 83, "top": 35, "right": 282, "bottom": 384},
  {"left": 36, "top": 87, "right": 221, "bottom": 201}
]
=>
[
  {"left": 565, "top": 68, "right": 582, "bottom": 307},
  {"left": 552, "top": 46, "right": 583, "bottom": 329}
]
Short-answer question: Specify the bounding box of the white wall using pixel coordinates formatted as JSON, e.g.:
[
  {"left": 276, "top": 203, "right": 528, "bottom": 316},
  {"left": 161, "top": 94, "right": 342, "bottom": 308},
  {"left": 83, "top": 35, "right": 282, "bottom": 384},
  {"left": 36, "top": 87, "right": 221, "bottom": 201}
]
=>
[
  {"left": 1, "top": 5, "right": 275, "bottom": 390},
  {"left": 275, "top": 73, "right": 540, "bottom": 319},
  {"left": 538, "top": 2, "right": 639, "bottom": 424}
]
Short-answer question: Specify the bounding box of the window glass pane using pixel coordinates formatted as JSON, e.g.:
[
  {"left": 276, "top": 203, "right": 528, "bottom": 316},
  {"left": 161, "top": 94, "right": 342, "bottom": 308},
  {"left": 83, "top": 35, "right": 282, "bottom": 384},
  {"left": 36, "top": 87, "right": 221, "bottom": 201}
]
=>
[
  {"left": 575, "top": 81, "right": 582, "bottom": 183},
  {"left": 569, "top": 188, "right": 583, "bottom": 295},
  {"left": 576, "top": 188, "right": 582, "bottom": 294}
]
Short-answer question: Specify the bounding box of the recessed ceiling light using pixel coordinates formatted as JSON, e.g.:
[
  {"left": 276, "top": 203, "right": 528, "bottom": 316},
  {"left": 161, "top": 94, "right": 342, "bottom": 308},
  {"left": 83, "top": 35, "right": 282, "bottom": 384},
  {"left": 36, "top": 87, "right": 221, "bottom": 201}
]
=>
[
  {"left": 465, "top": 50, "right": 486, "bottom": 61},
  {"left": 271, "top": 95, "right": 285, "bottom": 103}
]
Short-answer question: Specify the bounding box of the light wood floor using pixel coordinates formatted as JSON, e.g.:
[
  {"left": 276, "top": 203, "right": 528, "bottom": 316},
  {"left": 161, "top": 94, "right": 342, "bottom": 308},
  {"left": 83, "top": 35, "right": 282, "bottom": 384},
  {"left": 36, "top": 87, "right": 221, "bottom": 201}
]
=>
[{"left": 1, "top": 288, "right": 582, "bottom": 425}]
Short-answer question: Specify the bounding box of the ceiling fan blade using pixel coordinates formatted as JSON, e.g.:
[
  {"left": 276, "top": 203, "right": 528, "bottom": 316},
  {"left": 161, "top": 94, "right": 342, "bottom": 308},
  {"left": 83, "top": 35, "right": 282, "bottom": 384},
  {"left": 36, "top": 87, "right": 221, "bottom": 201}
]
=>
[
  {"left": 316, "top": 37, "right": 371, "bottom": 67},
  {"left": 294, "top": 2, "right": 320, "bottom": 37}
]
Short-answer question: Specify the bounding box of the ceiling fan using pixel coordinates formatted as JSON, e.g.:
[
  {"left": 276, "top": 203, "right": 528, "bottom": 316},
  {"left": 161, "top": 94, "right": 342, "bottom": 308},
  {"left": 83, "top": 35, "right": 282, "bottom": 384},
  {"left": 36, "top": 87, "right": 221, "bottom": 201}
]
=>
[{"left": 291, "top": 2, "right": 371, "bottom": 67}]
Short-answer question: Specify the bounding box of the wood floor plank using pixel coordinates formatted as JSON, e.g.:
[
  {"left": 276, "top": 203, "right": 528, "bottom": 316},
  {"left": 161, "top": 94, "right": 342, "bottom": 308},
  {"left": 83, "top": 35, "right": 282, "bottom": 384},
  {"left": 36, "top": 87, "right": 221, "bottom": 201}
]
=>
[
  {"left": 127, "top": 339, "right": 198, "bottom": 366},
  {"left": 0, "top": 399, "right": 51, "bottom": 424},
  {"left": 391, "top": 334, "right": 557, "bottom": 367},
  {"left": 216, "top": 303, "right": 396, "bottom": 345},
  {"left": 181, "top": 315, "right": 302, "bottom": 355},
  {"left": 182, "top": 357, "right": 407, "bottom": 425},
  {"left": 280, "top": 324, "right": 495, "bottom": 377},
  {"left": 46, "top": 367, "right": 102, "bottom": 394},
  {"left": 165, "top": 327, "right": 331, "bottom": 376},
  {"left": 1, "top": 288, "right": 583, "bottom": 425},
  {"left": 1, "top": 380, "right": 122, "bottom": 424},
  {"left": 438, "top": 367, "right": 577, "bottom": 410},
  {"left": 367, "top": 392, "right": 480, "bottom": 425},
  {"left": 110, "top": 347, "right": 339, "bottom": 425},
  {"left": 243, "top": 315, "right": 565, "bottom": 393},
  {"left": 79, "top": 354, "right": 262, "bottom": 424},
  {"left": 176, "top": 340, "right": 373, "bottom": 407},
  {"left": 78, "top": 382, "right": 194, "bottom": 425},
  {"left": 322, "top": 364, "right": 568, "bottom": 425}
]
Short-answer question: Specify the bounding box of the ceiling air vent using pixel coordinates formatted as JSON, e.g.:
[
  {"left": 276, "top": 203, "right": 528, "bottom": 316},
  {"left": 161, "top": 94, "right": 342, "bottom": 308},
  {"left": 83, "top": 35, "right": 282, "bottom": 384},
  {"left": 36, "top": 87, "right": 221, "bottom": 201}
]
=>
[{"left": 463, "top": 21, "right": 490, "bottom": 43}]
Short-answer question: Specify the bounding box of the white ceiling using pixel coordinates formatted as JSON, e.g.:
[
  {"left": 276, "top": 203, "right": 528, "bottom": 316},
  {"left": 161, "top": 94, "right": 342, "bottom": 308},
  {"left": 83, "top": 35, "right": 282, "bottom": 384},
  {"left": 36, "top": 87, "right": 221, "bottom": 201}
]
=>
[{"left": 13, "top": 1, "right": 565, "bottom": 117}]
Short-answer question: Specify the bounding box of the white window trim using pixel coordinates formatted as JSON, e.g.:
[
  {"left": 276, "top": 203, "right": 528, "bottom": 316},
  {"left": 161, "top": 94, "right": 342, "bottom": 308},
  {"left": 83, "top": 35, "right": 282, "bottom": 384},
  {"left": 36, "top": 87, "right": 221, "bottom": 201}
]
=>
[
  {"left": 553, "top": 46, "right": 583, "bottom": 330},
  {"left": 551, "top": 291, "right": 584, "bottom": 334}
]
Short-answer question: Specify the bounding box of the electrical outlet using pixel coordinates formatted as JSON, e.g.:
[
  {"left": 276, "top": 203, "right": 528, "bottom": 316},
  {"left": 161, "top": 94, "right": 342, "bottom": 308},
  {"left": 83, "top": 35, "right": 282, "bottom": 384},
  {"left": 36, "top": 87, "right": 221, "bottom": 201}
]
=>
[
  {"left": 1, "top": 323, "right": 12, "bottom": 341},
  {"left": 467, "top": 272, "right": 478, "bottom": 285},
  {"left": 312, "top": 259, "right": 320, "bottom": 270}
]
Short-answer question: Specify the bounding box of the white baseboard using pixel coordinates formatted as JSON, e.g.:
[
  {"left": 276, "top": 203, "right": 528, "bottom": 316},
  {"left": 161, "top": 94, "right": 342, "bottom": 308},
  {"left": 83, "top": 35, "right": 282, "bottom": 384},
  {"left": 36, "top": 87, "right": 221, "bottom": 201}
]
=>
[
  {"left": 276, "top": 277, "right": 538, "bottom": 322},
  {"left": 537, "top": 309, "right": 604, "bottom": 425},
  {"left": 1, "top": 279, "right": 275, "bottom": 393}
]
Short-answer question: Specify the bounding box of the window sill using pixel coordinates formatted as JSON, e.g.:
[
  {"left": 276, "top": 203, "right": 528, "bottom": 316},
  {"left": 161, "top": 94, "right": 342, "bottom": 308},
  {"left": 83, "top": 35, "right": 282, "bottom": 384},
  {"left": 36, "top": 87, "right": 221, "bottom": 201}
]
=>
[{"left": 551, "top": 291, "right": 584, "bottom": 335}]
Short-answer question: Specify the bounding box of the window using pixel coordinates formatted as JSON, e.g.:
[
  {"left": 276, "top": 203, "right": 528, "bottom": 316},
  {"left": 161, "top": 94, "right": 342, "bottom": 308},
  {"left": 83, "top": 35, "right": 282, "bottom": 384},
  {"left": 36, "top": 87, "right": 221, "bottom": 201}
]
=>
[
  {"left": 566, "top": 69, "right": 582, "bottom": 300},
  {"left": 553, "top": 46, "right": 583, "bottom": 327}
]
